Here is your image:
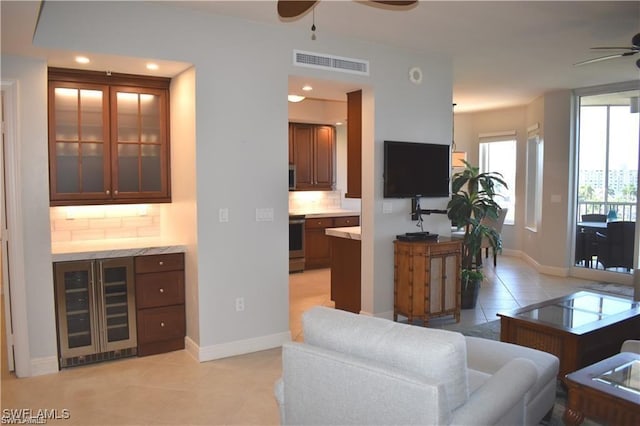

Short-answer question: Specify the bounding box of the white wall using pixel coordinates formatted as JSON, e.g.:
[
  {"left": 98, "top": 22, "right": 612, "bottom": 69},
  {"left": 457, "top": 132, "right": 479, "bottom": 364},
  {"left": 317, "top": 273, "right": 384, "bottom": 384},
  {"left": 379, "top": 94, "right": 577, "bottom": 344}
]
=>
[
  {"left": 1, "top": 56, "right": 57, "bottom": 374},
  {"left": 7, "top": 0, "right": 452, "bottom": 365},
  {"left": 165, "top": 67, "right": 199, "bottom": 345}
]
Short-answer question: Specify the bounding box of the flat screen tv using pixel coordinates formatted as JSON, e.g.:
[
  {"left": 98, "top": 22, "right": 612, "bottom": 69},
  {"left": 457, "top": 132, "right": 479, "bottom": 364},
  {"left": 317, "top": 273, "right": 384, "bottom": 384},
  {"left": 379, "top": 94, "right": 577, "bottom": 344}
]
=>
[{"left": 383, "top": 140, "right": 450, "bottom": 198}]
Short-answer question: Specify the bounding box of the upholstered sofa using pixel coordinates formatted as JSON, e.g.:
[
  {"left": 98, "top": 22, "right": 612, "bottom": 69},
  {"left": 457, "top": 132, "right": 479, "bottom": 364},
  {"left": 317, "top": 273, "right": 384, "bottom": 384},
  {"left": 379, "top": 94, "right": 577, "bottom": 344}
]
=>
[{"left": 275, "top": 306, "right": 559, "bottom": 425}]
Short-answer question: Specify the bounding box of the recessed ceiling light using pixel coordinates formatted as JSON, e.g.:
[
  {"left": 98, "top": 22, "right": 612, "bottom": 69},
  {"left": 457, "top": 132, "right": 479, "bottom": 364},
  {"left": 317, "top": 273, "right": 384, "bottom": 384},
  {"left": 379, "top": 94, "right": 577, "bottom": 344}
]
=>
[
  {"left": 75, "top": 56, "right": 90, "bottom": 64},
  {"left": 288, "top": 95, "right": 305, "bottom": 103},
  {"left": 302, "top": 85, "right": 313, "bottom": 91},
  {"left": 146, "top": 63, "right": 159, "bottom": 71}
]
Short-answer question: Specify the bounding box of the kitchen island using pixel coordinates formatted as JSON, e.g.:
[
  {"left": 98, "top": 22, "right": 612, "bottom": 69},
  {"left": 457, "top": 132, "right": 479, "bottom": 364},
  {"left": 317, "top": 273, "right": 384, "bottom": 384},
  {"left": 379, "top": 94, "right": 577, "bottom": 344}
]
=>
[{"left": 325, "top": 226, "right": 361, "bottom": 313}]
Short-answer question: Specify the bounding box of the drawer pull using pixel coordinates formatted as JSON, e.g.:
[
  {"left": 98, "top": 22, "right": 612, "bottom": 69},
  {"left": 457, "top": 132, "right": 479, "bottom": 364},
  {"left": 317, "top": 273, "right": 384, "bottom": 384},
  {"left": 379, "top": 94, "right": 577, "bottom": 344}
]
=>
[
  {"left": 159, "top": 261, "right": 164, "bottom": 266},
  {"left": 159, "top": 288, "right": 164, "bottom": 293},
  {"left": 160, "top": 322, "right": 165, "bottom": 327}
]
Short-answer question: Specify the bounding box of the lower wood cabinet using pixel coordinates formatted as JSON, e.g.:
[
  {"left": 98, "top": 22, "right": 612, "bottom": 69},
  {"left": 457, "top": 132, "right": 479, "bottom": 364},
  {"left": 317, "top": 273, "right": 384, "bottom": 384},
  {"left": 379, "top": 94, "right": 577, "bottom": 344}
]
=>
[
  {"left": 135, "top": 253, "right": 185, "bottom": 356},
  {"left": 305, "top": 216, "right": 359, "bottom": 269},
  {"left": 393, "top": 238, "right": 462, "bottom": 325}
]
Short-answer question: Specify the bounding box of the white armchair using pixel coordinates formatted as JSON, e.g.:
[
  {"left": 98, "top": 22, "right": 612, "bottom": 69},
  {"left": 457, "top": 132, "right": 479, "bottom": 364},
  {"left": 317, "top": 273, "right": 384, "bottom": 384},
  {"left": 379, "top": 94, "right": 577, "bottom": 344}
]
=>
[
  {"left": 621, "top": 339, "right": 640, "bottom": 353},
  {"left": 275, "top": 306, "right": 559, "bottom": 425}
]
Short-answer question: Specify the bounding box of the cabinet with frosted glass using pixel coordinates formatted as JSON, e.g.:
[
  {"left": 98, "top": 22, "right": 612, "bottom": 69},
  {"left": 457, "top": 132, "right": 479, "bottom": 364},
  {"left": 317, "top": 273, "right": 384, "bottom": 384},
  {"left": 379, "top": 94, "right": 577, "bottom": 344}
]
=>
[{"left": 48, "top": 68, "right": 171, "bottom": 206}]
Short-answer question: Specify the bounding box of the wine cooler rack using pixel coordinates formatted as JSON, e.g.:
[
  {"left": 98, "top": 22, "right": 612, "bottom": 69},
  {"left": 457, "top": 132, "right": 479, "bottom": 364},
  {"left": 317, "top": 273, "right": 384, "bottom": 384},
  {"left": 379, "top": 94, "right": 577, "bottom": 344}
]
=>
[{"left": 54, "top": 257, "right": 137, "bottom": 367}]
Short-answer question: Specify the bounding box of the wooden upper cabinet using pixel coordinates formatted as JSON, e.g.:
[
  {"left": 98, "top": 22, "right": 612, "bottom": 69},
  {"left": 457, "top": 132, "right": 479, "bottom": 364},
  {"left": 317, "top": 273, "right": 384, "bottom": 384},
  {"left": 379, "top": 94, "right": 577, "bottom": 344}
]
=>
[
  {"left": 346, "top": 90, "right": 362, "bottom": 199},
  {"left": 48, "top": 68, "right": 171, "bottom": 206},
  {"left": 290, "top": 122, "right": 335, "bottom": 191}
]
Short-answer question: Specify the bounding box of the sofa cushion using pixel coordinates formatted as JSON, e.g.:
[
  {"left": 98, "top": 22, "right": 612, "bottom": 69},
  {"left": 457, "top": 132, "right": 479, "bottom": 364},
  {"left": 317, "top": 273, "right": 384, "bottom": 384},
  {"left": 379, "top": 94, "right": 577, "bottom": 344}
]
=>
[{"left": 302, "top": 306, "right": 469, "bottom": 410}]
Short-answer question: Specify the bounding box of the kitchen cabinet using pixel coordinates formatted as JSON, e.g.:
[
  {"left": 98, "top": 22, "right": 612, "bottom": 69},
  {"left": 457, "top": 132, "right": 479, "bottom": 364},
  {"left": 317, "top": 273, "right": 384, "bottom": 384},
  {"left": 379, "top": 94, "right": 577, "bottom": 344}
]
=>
[
  {"left": 48, "top": 68, "right": 171, "bottom": 206},
  {"left": 346, "top": 90, "right": 362, "bottom": 198},
  {"left": 53, "top": 257, "right": 137, "bottom": 367},
  {"left": 305, "top": 216, "right": 359, "bottom": 269},
  {"left": 290, "top": 122, "right": 335, "bottom": 190},
  {"left": 393, "top": 238, "right": 462, "bottom": 325},
  {"left": 135, "top": 253, "right": 185, "bottom": 356}
]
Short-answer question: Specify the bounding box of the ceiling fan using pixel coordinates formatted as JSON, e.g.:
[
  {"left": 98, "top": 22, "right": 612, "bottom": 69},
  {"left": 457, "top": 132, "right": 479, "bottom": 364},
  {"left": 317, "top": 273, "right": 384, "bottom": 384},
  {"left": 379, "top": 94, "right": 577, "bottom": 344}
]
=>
[
  {"left": 277, "top": 1, "right": 417, "bottom": 19},
  {"left": 574, "top": 33, "right": 640, "bottom": 69}
]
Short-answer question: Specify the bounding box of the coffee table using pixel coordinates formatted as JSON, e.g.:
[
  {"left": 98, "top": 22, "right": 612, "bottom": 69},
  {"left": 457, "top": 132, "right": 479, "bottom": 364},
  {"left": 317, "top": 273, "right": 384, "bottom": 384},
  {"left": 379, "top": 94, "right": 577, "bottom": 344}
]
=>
[
  {"left": 564, "top": 352, "right": 640, "bottom": 425},
  {"left": 497, "top": 291, "right": 640, "bottom": 377}
]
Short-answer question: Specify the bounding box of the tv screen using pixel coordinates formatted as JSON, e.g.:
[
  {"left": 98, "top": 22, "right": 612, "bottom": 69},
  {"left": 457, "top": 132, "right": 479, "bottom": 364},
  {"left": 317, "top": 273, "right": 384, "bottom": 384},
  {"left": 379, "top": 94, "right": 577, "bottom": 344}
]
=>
[{"left": 383, "top": 141, "right": 450, "bottom": 198}]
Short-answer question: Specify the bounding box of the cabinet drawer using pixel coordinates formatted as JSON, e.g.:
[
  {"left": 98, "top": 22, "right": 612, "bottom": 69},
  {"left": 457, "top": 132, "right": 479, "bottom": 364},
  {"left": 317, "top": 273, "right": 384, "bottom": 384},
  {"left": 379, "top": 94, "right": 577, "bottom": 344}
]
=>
[
  {"left": 333, "top": 216, "right": 359, "bottom": 227},
  {"left": 137, "top": 305, "right": 185, "bottom": 344},
  {"left": 306, "top": 218, "right": 334, "bottom": 229},
  {"left": 135, "top": 253, "right": 184, "bottom": 273},
  {"left": 136, "top": 271, "right": 184, "bottom": 309}
]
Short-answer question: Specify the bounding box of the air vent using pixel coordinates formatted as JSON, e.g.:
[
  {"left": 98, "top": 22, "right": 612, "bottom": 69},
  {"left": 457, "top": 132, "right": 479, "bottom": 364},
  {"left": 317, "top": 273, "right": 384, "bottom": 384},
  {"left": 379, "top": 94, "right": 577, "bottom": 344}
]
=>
[{"left": 293, "top": 50, "right": 369, "bottom": 76}]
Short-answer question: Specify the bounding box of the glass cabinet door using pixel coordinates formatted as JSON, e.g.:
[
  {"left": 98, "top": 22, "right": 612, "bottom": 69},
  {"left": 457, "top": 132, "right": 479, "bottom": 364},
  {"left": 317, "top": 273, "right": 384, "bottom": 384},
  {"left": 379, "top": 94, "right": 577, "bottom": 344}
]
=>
[
  {"left": 49, "top": 82, "right": 110, "bottom": 202},
  {"left": 54, "top": 261, "right": 99, "bottom": 359},
  {"left": 98, "top": 258, "right": 137, "bottom": 351},
  {"left": 111, "top": 87, "right": 168, "bottom": 199}
]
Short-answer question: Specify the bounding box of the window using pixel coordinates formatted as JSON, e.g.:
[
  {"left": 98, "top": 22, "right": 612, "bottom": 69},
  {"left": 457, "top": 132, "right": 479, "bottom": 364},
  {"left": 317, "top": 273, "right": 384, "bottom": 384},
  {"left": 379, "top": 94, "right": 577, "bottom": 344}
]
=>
[
  {"left": 479, "top": 134, "right": 516, "bottom": 224},
  {"left": 525, "top": 133, "right": 543, "bottom": 231}
]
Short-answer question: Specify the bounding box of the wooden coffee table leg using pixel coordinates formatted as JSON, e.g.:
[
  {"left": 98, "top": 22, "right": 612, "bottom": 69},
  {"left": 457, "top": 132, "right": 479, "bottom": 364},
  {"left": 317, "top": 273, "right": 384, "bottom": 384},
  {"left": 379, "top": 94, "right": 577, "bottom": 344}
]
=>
[
  {"left": 563, "top": 407, "right": 584, "bottom": 426},
  {"left": 563, "top": 385, "right": 585, "bottom": 426}
]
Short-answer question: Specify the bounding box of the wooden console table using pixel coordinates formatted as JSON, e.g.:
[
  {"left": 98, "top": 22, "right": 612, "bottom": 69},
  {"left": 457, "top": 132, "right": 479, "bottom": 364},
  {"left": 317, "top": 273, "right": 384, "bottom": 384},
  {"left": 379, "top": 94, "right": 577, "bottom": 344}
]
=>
[{"left": 393, "top": 238, "right": 461, "bottom": 325}]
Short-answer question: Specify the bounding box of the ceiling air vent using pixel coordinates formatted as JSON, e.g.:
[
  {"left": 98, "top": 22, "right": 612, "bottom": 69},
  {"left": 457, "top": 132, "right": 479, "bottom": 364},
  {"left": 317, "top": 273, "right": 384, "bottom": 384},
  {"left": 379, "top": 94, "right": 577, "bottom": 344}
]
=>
[{"left": 293, "top": 50, "right": 369, "bottom": 76}]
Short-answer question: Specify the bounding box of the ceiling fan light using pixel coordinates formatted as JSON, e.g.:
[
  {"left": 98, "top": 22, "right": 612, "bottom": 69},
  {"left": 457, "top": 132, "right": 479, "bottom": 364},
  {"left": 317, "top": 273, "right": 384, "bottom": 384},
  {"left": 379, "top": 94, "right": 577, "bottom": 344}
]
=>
[{"left": 288, "top": 95, "right": 306, "bottom": 103}]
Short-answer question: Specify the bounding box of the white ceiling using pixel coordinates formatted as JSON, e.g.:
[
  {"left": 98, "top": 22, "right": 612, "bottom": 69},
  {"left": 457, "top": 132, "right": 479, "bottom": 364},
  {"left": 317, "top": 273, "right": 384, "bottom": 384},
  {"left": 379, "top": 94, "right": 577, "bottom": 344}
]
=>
[{"left": 2, "top": 1, "right": 639, "bottom": 113}]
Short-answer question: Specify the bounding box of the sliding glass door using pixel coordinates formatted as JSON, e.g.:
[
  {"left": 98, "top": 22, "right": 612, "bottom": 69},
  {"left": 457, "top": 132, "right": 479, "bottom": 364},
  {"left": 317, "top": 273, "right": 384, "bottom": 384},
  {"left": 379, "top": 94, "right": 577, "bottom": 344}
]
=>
[{"left": 574, "top": 85, "right": 639, "bottom": 279}]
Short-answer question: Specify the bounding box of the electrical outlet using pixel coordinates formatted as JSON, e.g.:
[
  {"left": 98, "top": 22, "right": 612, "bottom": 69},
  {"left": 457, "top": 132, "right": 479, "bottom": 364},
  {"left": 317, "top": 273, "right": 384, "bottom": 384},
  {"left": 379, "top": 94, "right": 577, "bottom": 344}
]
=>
[
  {"left": 235, "top": 297, "right": 245, "bottom": 312},
  {"left": 219, "top": 208, "right": 229, "bottom": 222}
]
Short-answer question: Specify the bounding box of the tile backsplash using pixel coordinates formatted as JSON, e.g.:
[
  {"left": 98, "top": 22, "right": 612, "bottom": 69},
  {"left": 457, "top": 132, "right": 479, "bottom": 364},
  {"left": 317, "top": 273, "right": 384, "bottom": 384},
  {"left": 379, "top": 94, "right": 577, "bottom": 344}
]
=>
[
  {"left": 288, "top": 190, "right": 342, "bottom": 212},
  {"left": 50, "top": 204, "right": 160, "bottom": 243}
]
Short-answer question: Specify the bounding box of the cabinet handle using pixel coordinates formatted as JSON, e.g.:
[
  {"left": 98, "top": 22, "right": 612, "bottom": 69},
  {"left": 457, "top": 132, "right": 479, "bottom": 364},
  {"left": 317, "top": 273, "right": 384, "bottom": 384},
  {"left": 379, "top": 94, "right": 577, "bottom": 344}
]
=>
[
  {"left": 105, "top": 190, "right": 110, "bottom": 195},
  {"left": 159, "top": 261, "right": 164, "bottom": 266},
  {"left": 114, "top": 190, "right": 119, "bottom": 195},
  {"left": 159, "top": 288, "right": 164, "bottom": 293},
  {"left": 160, "top": 322, "right": 165, "bottom": 327}
]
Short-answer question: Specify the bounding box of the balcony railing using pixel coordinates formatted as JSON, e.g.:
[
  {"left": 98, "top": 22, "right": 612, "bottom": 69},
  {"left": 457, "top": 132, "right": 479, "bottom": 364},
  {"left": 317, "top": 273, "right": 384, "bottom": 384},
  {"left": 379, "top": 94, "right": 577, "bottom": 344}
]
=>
[{"left": 577, "top": 201, "right": 637, "bottom": 222}]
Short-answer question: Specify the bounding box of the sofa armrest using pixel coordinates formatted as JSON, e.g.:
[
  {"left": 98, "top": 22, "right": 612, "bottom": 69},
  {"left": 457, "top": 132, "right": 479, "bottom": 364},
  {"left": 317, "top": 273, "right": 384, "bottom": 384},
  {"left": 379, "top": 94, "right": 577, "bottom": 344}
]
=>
[
  {"left": 274, "top": 378, "right": 284, "bottom": 423},
  {"left": 451, "top": 358, "right": 538, "bottom": 426}
]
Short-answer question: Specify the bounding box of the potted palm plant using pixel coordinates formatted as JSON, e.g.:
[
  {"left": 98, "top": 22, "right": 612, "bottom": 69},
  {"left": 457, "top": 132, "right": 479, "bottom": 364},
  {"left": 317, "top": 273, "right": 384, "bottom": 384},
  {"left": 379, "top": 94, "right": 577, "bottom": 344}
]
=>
[{"left": 447, "top": 161, "right": 507, "bottom": 309}]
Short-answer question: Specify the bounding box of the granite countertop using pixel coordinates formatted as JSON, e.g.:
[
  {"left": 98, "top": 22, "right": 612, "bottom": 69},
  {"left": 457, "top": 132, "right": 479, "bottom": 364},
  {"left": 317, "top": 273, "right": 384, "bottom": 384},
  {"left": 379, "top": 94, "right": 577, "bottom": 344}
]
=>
[
  {"left": 325, "top": 226, "right": 361, "bottom": 241},
  {"left": 52, "top": 238, "right": 187, "bottom": 262},
  {"left": 289, "top": 209, "right": 360, "bottom": 219}
]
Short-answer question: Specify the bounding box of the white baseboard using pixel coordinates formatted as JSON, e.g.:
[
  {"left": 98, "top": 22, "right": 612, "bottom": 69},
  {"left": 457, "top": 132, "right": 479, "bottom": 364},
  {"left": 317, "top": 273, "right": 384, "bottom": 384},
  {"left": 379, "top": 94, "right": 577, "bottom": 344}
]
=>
[
  {"left": 516, "top": 251, "right": 569, "bottom": 277},
  {"left": 30, "top": 356, "right": 58, "bottom": 376},
  {"left": 187, "top": 331, "right": 291, "bottom": 363}
]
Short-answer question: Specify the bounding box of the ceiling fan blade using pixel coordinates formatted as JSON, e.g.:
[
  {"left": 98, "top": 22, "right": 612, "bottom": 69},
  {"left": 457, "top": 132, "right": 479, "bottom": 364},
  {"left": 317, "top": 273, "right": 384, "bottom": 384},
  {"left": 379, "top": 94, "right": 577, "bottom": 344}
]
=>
[
  {"left": 590, "top": 46, "right": 637, "bottom": 51},
  {"left": 277, "top": 1, "right": 318, "bottom": 18},
  {"left": 574, "top": 53, "right": 626, "bottom": 66},
  {"left": 372, "top": 1, "right": 418, "bottom": 5},
  {"left": 632, "top": 33, "right": 640, "bottom": 48}
]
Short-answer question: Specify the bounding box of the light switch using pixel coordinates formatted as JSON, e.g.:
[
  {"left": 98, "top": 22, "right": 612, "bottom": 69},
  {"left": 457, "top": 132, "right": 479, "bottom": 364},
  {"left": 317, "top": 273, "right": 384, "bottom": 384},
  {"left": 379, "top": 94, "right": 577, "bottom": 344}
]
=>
[
  {"left": 383, "top": 202, "right": 393, "bottom": 214},
  {"left": 219, "top": 208, "right": 229, "bottom": 222},
  {"left": 256, "top": 208, "right": 274, "bottom": 222}
]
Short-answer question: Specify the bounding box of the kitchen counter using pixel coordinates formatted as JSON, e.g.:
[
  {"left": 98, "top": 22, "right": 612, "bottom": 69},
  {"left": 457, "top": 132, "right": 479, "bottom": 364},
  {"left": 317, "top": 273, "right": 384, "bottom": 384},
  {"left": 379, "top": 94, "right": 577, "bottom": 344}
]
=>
[
  {"left": 289, "top": 209, "right": 360, "bottom": 219},
  {"left": 325, "top": 226, "right": 361, "bottom": 240},
  {"left": 326, "top": 226, "right": 361, "bottom": 314},
  {"left": 52, "top": 238, "right": 187, "bottom": 262}
]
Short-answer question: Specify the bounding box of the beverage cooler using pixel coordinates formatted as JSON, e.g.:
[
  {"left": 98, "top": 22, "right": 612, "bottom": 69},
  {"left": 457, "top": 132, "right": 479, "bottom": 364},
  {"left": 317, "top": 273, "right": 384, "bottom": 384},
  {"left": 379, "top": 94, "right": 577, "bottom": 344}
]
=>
[{"left": 54, "top": 257, "right": 137, "bottom": 367}]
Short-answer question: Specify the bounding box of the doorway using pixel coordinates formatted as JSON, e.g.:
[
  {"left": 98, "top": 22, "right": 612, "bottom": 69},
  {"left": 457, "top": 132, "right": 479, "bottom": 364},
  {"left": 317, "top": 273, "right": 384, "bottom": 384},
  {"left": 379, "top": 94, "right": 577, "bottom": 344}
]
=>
[
  {"left": 572, "top": 84, "right": 640, "bottom": 282},
  {"left": 287, "top": 75, "right": 364, "bottom": 333}
]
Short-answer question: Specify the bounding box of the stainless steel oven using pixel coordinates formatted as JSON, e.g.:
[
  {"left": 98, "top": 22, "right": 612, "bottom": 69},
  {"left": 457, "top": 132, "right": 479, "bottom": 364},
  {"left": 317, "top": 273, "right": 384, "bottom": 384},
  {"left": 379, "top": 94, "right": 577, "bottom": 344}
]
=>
[{"left": 289, "top": 214, "right": 305, "bottom": 272}]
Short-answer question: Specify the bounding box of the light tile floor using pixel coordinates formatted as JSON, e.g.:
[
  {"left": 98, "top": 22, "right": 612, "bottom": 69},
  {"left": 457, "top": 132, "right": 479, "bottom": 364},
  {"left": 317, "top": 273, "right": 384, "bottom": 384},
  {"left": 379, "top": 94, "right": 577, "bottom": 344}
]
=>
[{"left": 1, "top": 256, "right": 612, "bottom": 425}]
